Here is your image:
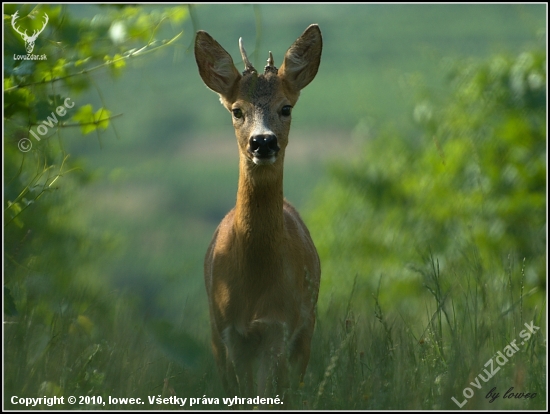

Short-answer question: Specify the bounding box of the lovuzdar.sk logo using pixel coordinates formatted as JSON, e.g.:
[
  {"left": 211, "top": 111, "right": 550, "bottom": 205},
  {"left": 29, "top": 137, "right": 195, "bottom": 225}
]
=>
[{"left": 11, "top": 10, "right": 49, "bottom": 60}]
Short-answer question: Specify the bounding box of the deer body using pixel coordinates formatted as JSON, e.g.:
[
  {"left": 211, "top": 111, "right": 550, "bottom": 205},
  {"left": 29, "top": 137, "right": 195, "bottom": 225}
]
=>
[{"left": 195, "top": 25, "right": 322, "bottom": 398}]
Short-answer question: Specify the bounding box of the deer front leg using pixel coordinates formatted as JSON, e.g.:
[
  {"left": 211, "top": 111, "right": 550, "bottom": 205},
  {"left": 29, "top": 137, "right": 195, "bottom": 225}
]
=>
[
  {"left": 222, "top": 326, "right": 257, "bottom": 400},
  {"left": 210, "top": 326, "right": 235, "bottom": 395},
  {"left": 257, "top": 348, "right": 290, "bottom": 400},
  {"left": 251, "top": 320, "right": 292, "bottom": 403}
]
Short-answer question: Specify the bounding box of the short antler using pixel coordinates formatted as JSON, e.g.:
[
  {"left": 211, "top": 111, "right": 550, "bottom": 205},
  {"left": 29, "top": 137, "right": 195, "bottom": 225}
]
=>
[
  {"left": 264, "top": 51, "right": 278, "bottom": 74},
  {"left": 239, "top": 37, "right": 256, "bottom": 75}
]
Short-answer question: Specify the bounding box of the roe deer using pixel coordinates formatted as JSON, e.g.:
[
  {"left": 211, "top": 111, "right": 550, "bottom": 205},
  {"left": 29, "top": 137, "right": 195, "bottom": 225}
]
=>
[{"left": 195, "top": 25, "right": 322, "bottom": 400}]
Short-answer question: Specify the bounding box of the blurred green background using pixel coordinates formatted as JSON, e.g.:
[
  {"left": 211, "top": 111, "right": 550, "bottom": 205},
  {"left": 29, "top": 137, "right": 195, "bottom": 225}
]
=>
[{"left": 4, "top": 3, "right": 546, "bottom": 410}]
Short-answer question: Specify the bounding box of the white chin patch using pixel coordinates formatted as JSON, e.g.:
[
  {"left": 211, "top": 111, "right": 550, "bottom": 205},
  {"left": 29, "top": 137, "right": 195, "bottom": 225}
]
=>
[{"left": 252, "top": 156, "right": 276, "bottom": 166}]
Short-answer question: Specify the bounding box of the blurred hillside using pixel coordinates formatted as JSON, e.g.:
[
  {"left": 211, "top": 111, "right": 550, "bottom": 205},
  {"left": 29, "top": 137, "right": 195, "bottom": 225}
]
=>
[
  {"left": 60, "top": 4, "right": 545, "bottom": 319},
  {"left": 67, "top": 4, "right": 545, "bottom": 148}
]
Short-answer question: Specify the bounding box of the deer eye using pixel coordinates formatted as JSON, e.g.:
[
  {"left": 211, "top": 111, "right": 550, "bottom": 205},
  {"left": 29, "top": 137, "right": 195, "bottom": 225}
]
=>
[
  {"left": 232, "top": 108, "right": 243, "bottom": 119},
  {"left": 281, "top": 105, "right": 292, "bottom": 117}
]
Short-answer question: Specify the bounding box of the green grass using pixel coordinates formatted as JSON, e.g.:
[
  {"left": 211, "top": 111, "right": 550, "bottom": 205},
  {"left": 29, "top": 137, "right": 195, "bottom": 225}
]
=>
[{"left": 5, "top": 248, "right": 545, "bottom": 410}]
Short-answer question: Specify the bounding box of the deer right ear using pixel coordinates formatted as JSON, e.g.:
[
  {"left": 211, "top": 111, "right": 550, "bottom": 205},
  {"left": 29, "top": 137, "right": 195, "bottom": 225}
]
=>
[
  {"left": 195, "top": 31, "right": 241, "bottom": 99},
  {"left": 279, "top": 24, "right": 322, "bottom": 94}
]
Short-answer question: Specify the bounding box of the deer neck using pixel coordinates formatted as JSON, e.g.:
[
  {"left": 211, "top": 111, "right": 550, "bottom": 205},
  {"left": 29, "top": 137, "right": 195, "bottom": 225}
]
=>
[{"left": 234, "top": 154, "right": 285, "bottom": 246}]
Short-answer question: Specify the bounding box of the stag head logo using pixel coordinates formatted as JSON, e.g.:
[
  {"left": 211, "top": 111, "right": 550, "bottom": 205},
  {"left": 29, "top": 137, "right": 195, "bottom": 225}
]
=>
[{"left": 11, "top": 11, "right": 49, "bottom": 54}]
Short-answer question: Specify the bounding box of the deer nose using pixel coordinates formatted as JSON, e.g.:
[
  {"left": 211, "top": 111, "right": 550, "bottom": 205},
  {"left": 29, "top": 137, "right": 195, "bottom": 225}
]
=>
[{"left": 248, "top": 134, "right": 280, "bottom": 158}]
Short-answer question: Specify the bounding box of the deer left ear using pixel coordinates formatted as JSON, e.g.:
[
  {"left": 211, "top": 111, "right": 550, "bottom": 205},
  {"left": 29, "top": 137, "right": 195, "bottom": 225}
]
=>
[
  {"left": 279, "top": 24, "right": 322, "bottom": 94},
  {"left": 195, "top": 31, "right": 242, "bottom": 100}
]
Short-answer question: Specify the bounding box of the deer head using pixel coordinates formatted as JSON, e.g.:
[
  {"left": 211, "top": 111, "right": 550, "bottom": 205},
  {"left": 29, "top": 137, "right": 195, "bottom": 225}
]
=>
[
  {"left": 11, "top": 11, "right": 49, "bottom": 54},
  {"left": 195, "top": 25, "right": 322, "bottom": 169}
]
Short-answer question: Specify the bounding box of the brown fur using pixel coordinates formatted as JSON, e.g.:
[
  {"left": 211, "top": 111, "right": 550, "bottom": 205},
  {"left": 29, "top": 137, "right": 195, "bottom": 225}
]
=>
[{"left": 195, "top": 25, "right": 322, "bottom": 399}]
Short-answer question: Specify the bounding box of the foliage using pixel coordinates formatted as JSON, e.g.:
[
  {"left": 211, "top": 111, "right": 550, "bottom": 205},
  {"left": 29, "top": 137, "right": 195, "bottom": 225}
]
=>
[
  {"left": 303, "top": 44, "right": 546, "bottom": 410},
  {"left": 4, "top": 3, "right": 188, "bottom": 403},
  {"left": 309, "top": 45, "right": 546, "bottom": 309}
]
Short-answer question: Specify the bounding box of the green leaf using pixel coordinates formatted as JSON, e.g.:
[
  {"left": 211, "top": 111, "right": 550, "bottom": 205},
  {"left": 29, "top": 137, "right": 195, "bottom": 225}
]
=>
[
  {"left": 72, "top": 104, "right": 96, "bottom": 135},
  {"left": 94, "top": 107, "right": 111, "bottom": 130},
  {"left": 169, "top": 6, "right": 188, "bottom": 24},
  {"left": 112, "top": 54, "right": 126, "bottom": 70},
  {"left": 71, "top": 105, "right": 112, "bottom": 135}
]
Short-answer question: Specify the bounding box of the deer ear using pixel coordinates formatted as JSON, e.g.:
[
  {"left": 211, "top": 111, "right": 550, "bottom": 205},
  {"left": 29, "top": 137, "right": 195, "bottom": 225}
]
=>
[
  {"left": 279, "top": 24, "right": 322, "bottom": 93},
  {"left": 195, "top": 31, "right": 241, "bottom": 99}
]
